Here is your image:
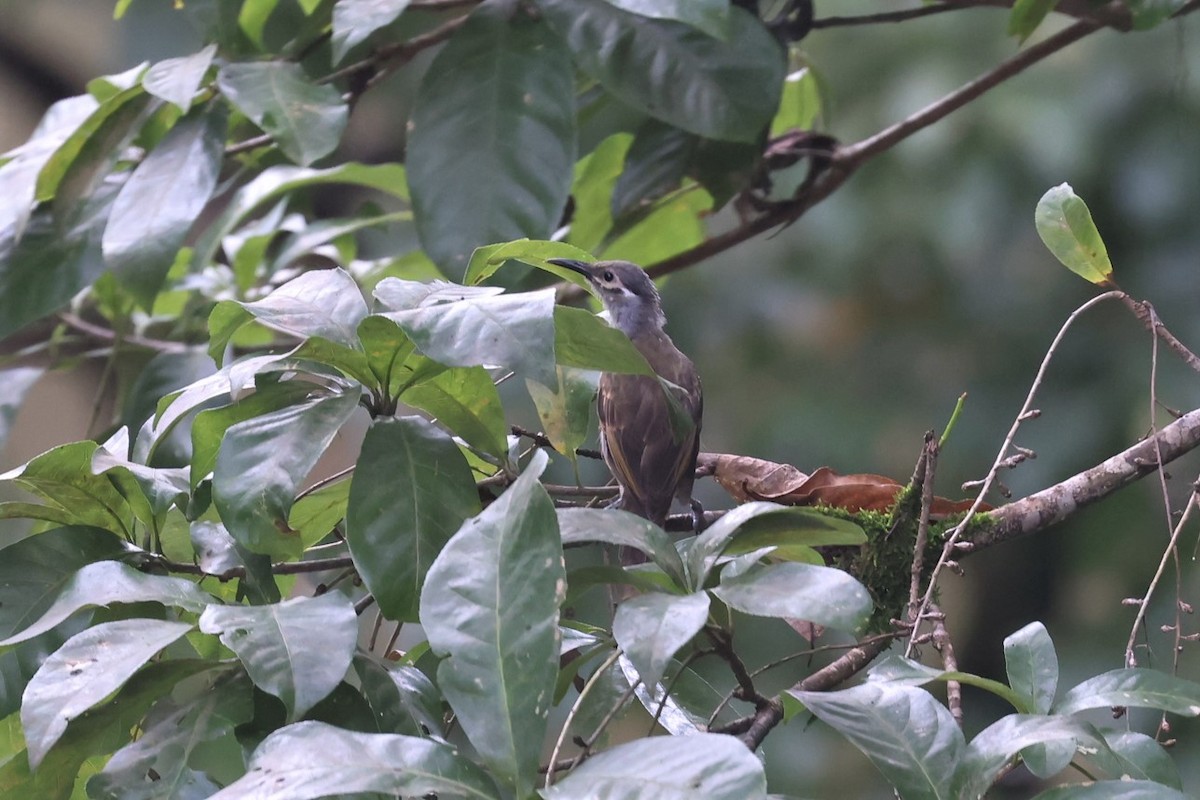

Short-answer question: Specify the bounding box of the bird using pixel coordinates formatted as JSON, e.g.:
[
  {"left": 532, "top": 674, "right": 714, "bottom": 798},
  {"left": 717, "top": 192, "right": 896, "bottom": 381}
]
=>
[{"left": 548, "top": 259, "right": 704, "bottom": 534}]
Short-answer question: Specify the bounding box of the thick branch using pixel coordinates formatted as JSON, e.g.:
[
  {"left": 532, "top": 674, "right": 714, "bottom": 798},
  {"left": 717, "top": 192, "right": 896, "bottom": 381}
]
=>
[{"left": 971, "top": 407, "right": 1200, "bottom": 549}]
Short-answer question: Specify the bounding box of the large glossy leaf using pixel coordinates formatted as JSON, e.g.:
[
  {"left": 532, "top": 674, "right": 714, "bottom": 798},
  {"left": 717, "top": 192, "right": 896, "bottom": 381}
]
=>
[
  {"left": 557, "top": 507, "right": 687, "bottom": 586},
  {"left": 332, "top": 0, "right": 412, "bottom": 62},
  {"left": 356, "top": 657, "right": 446, "bottom": 738},
  {"left": 217, "top": 62, "right": 348, "bottom": 165},
  {"left": 0, "top": 527, "right": 128, "bottom": 719},
  {"left": 401, "top": 367, "right": 508, "bottom": 458},
  {"left": 552, "top": 305, "right": 655, "bottom": 376},
  {"left": 212, "top": 384, "right": 360, "bottom": 559},
  {"left": 419, "top": 451, "right": 563, "bottom": 797},
  {"left": 87, "top": 672, "right": 253, "bottom": 800},
  {"left": 791, "top": 683, "right": 964, "bottom": 800},
  {"left": 373, "top": 278, "right": 505, "bottom": 311},
  {"left": 1099, "top": 731, "right": 1182, "bottom": 788},
  {"left": 537, "top": 0, "right": 784, "bottom": 143},
  {"left": 0, "top": 561, "right": 208, "bottom": 647},
  {"left": 347, "top": 416, "right": 480, "bottom": 621},
  {"left": 0, "top": 176, "right": 119, "bottom": 341},
  {"left": 190, "top": 379, "right": 314, "bottom": 487},
  {"left": 0, "top": 659, "right": 215, "bottom": 800},
  {"left": 1034, "top": 183, "right": 1114, "bottom": 286},
  {"left": 463, "top": 238, "right": 595, "bottom": 287},
  {"left": 867, "top": 655, "right": 1035, "bottom": 715},
  {"left": 544, "top": 732, "right": 767, "bottom": 799},
  {"left": 102, "top": 105, "right": 226, "bottom": 306},
  {"left": 612, "top": 591, "right": 708, "bottom": 688},
  {"left": 1004, "top": 621, "right": 1058, "bottom": 714},
  {"left": 190, "top": 163, "right": 408, "bottom": 272},
  {"left": 611, "top": 119, "right": 695, "bottom": 219},
  {"left": 90, "top": 429, "right": 192, "bottom": 526},
  {"left": 408, "top": 0, "right": 575, "bottom": 274},
  {"left": 525, "top": 366, "right": 598, "bottom": 466},
  {"left": 21, "top": 619, "right": 193, "bottom": 768},
  {"left": 206, "top": 720, "right": 498, "bottom": 799},
  {"left": 0, "top": 94, "right": 96, "bottom": 244},
  {"left": 955, "top": 715, "right": 1114, "bottom": 799},
  {"left": 1054, "top": 668, "right": 1200, "bottom": 716},
  {"left": 0, "top": 440, "right": 134, "bottom": 537},
  {"left": 602, "top": 0, "right": 730, "bottom": 39},
  {"left": 198, "top": 593, "right": 358, "bottom": 720},
  {"left": 712, "top": 561, "right": 872, "bottom": 633},
  {"left": 686, "top": 501, "right": 796, "bottom": 588},
  {"left": 386, "top": 287, "right": 558, "bottom": 386},
  {"left": 143, "top": 44, "right": 217, "bottom": 111},
  {"left": 567, "top": 133, "right": 632, "bottom": 251}
]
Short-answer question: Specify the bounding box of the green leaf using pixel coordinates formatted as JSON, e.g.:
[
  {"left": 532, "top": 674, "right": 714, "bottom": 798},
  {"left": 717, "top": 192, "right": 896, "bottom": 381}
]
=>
[
  {"left": 191, "top": 163, "right": 408, "bottom": 271},
  {"left": 332, "top": 0, "right": 412, "bottom": 62},
  {"left": 1054, "top": 668, "right": 1200, "bottom": 716},
  {"left": 206, "top": 720, "right": 498, "bottom": 799},
  {"left": 217, "top": 62, "right": 348, "bottom": 165},
  {"left": 1004, "top": 621, "right": 1058, "bottom": 714},
  {"left": 721, "top": 507, "right": 868, "bottom": 554},
  {"left": 102, "top": 104, "right": 226, "bottom": 307},
  {"left": 198, "top": 593, "right": 358, "bottom": 720},
  {"left": 143, "top": 44, "right": 218, "bottom": 112},
  {"left": 191, "top": 379, "right": 314, "bottom": 487},
  {"left": 1100, "top": 731, "right": 1182, "bottom": 788},
  {"left": 463, "top": 239, "right": 595, "bottom": 287},
  {"left": 538, "top": 0, "right": 784, "bottom": 143},
  {"left": 288, "top": 476, "right": 351, "bottom": 547},
  {"left": 238, "top": 0, "right": 282, "bottom": 46},
  {"left": 714, "top": 561, "right": 872, "bottom": 632},
  {"left": 347, "top": 416, "right": 480, "bottom": 621},
  {"left": 955, "top": 715, "right": 1114, "bottom": 799},
  {"left": 687, "top": 502, "right": 803, "bottom": 588},
  {"left": 0, "top": 175, "right": 119, "bottom": 342},
  {"left": 0, "top": 659, "right": 215, "bottom": 800},
  {"left": 87, "top": 672, "right": 253, "bottom": 800},
  {"left": 1129, "top": 0, "right": 1188, "bottom": 29},
  {"left": 90, "top": 428, "right": 191, "bottom": 526},
  {"left": 525, "top": 367, "right": 598, "bottom": 465},
  {"left": 1008, "top": 0, "right": 1061, "bottom": 43},
  {"left": 544, "top": 732, "right": 767, "bottom": 799},
  {"left": 212, "top": 384, "right": 360, "bottom": 559},
  {"left": 356, "top": 658, "right": 446, "bottom": 738},
  {"left": 34, "top": 86, "right": 150, "bottom": 204},
  {"left": 612, "top": 591, "right": 708, "bottom": 688},
  {"left": 553, "top": 305, "right": 655, "bottom": 375},
  {"left": 770, "top": 67, "right": 821, "bottom": 136},
  {"left": 603, "top": 184, "right": 712, "bottom": 264},
  {"left": 0, "top": 561, "right": 209, "bottom": 647},
  {"left": 419, "top": 451, "right": 563, "bottom": 797},
  {"left": 408, "top": 0, "right": 575, "bottom": 274},
  {"left": 401, "top": 367, "right": 509, "bottom": 458},
  {"left": 1034, "top": 183, "right": 1114, "bottom": 285},
  {"left": 601, "top": 0, "right": 730, "bottom": 39},
  {"left": 557, "top": 507, "right": 687, "bottom": 587},
  {"left": 791, "top": 683, "right": 964, "bottom": 800},
  {"left": 1033, "top": 782, "right": 1189, "bottom": 799},
  {"left": 567, "top": 133, "right": 632, "bottom": 251},
  {"left": 0, "top": 367, "right": 44, "bottom": 457},
  {"left": 611, "top": 120, "right": 695, "bottom": 219},
  {"left": 867, "top": 655, "right": 1037, "bottom": 715},
  {"left": 374, "top": 277, "right": 505, "bottom": 311},
  {"left": 21, "top": 618, "right": 193, "bottom": 768},
  {"left": 0, "top": 527, "right": 128, "bottom": 718},
  {"left": 214, "top": 267, "right": 370, "bottom": 352},
  {"left": 0, "top": 440, "right": 134, "bottom": 537},
  {"left": 386, "top": 287, "right": 558, "bottom": 386}
]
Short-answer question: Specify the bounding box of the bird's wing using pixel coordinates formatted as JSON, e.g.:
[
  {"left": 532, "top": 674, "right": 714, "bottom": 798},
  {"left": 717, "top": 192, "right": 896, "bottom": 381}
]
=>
[{"left": 599, "top": 372, "right": 701, "bottom": 524}]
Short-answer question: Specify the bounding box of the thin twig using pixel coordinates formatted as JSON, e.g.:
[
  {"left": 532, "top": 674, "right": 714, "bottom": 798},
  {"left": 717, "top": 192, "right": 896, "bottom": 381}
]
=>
[
  {"left": 154, "top": 554, "right": 355, "bottom": 579},
  {"left": 295, "top": 465, "right": 355, "bottom": 502},
  {"left": 930, "top": 607, "right": 963, "bottom": 727},
  {"left": 811, "top": 3, "right": 960, "bottom": 28},
  {"left": 1124, "top": 492, "right": 1199, "bottom": 668},
  {"left": 545, "top": 648, "right": 622, "bottom": 788},
  {"left": 59, "top": 312, "right": 190, "bottom": 354}
]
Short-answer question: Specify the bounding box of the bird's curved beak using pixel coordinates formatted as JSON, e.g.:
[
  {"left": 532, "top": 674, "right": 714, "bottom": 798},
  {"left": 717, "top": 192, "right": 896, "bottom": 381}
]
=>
[{"left": 547, "top": 258, "right": 594, "bottom": 279}]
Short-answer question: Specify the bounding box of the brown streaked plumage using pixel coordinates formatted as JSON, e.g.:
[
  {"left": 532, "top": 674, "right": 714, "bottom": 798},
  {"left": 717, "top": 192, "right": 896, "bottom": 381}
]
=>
[{"left": 548, "top": 259, "right": 703, "bottom": 531}]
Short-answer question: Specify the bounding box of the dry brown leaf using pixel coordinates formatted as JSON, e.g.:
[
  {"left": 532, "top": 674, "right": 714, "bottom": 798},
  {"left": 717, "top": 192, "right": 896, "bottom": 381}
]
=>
[{"left": 700, "top": 453, "right": 985, "bottom": 518}]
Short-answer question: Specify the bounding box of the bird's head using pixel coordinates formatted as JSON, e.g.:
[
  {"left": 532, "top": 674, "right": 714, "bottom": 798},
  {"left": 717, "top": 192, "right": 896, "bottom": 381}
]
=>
[{"left": 548, "top": 258, "right": 664, "bottom": 337}]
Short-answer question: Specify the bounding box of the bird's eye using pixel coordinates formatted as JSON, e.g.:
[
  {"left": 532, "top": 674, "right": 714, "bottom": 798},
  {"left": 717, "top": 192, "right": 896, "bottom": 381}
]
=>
[{"left": 602, "top": 270, "right": 614, "bottom": 282}]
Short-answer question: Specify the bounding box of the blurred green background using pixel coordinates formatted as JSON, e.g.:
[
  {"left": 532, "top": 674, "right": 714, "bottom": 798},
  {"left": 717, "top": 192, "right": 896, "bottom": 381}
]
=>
[{"left": 2, "top": 1, "right": 1199, "bottom": 795}]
